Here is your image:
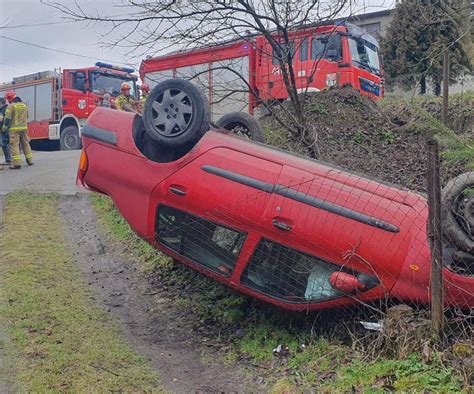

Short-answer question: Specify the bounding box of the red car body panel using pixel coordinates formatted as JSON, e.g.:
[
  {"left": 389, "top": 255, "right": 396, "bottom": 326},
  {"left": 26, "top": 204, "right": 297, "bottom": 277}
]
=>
[{"left": 78, "top": 108, "right": 474, "bottom": 311}]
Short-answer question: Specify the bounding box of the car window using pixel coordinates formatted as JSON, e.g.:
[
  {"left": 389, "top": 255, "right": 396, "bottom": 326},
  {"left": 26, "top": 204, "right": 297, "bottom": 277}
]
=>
[
  {"left": 272, "top": 41, "right": 296, "bottom": 65},
  {"left": 241, "top": 239, "right": 343, "bottom": 303},
  {"left": 311, "top": 34, "right": 342, "bottom": 62},
  {"left": 299, "top": 38, "right": 308, "bottom": 61},
  {"left": 155, "top": 205, "right": 246, "bottom": 276}
]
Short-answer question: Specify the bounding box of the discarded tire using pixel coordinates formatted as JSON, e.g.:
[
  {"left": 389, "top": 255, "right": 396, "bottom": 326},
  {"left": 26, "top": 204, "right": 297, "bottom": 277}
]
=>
[
  {"left": 441, "top": 172, "right": 474, "bottom": 254},
  {"left": 215, "top": 111, "right": 265, "bottom": 143},
  {"left": 143, "top": 79, "right": 210, "bottom": 147}
]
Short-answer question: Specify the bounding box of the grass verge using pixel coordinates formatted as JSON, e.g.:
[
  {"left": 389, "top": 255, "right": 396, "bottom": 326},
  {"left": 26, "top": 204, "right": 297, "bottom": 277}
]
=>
[
  {"left": 91, "top": 194, "right": 468, "bottom": 392},
  {"left": 0, "top": 192, "right": 161, "bottom": 392}
]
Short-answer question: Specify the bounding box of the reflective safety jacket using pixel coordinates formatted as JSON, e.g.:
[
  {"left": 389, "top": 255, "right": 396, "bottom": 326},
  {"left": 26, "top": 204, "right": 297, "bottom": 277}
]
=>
[
  {"left": 140, "top": 93, "right": 148, "bottom": 108},
  {"left": 115, "top": 94, "right": 137, "bottom": 112},
  {"left": 4, "top": 102, "right": 28, "bottom": 132}
]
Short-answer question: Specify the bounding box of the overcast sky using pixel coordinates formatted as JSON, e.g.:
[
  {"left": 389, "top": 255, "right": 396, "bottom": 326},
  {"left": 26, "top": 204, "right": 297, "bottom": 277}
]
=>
[{"left": 0, "top": 0, "right": 394, "bottom": 83}]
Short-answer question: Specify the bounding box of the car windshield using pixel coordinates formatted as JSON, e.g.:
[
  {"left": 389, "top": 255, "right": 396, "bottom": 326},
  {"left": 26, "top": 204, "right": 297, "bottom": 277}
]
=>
[
  {"left": 348, "top": 36, "right": 381, "bottom": 75},
  {"left": 91, "top": 72, "right": 136, "bottom": 97}
]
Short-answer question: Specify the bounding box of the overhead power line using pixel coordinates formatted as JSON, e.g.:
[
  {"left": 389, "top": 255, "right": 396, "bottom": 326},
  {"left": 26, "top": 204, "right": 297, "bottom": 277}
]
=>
[
  {"left": 0, "top": 20, "right": 81, "bottom": 29},
  {"left": 0, "top": 35, "right": 137, "bottom": 68},
  {"left": 0, "top": 61, "right": 37, "bottom": 73}
]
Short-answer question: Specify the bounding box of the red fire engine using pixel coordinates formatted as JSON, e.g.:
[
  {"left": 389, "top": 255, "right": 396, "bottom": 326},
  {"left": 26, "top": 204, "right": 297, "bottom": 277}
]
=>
[
  {"left": 0, "top": 62, "right": 138, "bottom": 150},
  {"left": 140, "top": 23, "right": 383, "bottom": 120}
]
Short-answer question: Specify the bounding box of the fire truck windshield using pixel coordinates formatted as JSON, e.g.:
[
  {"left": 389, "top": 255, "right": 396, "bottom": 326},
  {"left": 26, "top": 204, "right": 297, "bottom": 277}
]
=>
[
  {"left": 91, "top": 72, "right": 136, "bottom": 97},
  {"left": 348, "top": 37, "right": 381, "bottom": 76}
]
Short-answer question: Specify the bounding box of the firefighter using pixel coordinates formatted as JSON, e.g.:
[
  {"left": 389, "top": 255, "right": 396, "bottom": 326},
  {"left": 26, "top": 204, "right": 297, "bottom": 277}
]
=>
[
  {"left": 139, "top": 84, "right": 150, "bottom": 111},
  {"left": 3, "top": 91, "right": 33, "bottom": 169},
  {"left": 115, "top": 83, "right": 138, "bottom": 112},
  {"left": 0, "top": 97, "right": 12, "bottom": 168},
  {"left": 101, "top": 93, "right": 112, "bottom": 108}
]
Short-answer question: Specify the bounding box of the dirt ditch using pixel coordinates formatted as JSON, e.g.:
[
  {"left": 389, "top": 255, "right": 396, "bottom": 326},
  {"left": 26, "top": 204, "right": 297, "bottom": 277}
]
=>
[{"left": 59, "top": 194, "right": 260, "bottom": 393}]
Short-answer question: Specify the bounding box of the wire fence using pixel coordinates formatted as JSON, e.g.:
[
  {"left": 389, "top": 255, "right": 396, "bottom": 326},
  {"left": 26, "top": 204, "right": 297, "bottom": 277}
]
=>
[
  {"left": 151, "top": 127, "right": 473, "bottom": 350},
  {"left": 143, "top": 78, "right": 474, "bottom": 379},
  {"left": 139, "top": 72, "right": 473, "bottom": 383},
  {"left": 384, "top": 71, "right": 474, "bottom": 97}
]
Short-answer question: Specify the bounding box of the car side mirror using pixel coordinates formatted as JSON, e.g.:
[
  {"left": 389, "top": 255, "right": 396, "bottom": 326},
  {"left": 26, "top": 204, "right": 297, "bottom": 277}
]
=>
[{"left": 329, "top": 272, "right": 365, "bottom": 293}]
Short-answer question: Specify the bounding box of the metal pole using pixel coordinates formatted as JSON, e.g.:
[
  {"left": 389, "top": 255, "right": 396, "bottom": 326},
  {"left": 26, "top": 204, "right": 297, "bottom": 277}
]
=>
[
  {"left": 427, "top": 137, "right": 444, "bottom": 339},
  {"left": 442, "top": 52, "right": 449, "bottom": 125}
]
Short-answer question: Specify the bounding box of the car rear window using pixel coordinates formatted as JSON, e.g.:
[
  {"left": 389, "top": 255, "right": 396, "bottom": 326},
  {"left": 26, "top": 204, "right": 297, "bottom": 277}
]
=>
[
  {"left": 155, "top": 205, "right": 246, "bottom": 276},
  {"left": 241, "top": 239, "right": 344, "bottom": 303}
]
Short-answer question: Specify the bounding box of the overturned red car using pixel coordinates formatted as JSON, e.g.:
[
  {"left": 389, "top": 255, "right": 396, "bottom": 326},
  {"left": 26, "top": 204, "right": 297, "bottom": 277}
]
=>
[{"left": 77, "top": 79, "right": 474, "bottom": 311}]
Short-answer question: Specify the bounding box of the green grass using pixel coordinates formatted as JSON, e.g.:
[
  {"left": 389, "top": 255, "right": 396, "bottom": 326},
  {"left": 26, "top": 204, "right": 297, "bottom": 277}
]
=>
[
  {"left": 235, "top": 326, "right": 463, "bottom": 393},
  {"left": 91, "top": 194, "right": 468, "bottom": 393},
  {"left": 0, "top": 192, "right": 162, "bottom": 392},
  {"left": 237, "top": 326, "right": 461, "bottom": 392}
]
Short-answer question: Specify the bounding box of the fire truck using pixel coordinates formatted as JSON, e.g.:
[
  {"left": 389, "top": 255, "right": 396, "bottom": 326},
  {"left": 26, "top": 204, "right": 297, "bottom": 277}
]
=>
[
  {"left": 0, "top": 62, "right": 138, "bottom": 150},
  {"left": 140, "top": 23, "right": 383, "bottom": 120}
]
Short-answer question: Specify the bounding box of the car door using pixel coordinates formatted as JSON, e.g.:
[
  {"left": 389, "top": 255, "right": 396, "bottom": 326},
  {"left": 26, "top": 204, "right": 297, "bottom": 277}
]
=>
[
  {"left": 261, "top": 164, "right": 412, "bottom": 291},
  {"left": 151, "top": 146, "right": 283, "bottom": 276}
]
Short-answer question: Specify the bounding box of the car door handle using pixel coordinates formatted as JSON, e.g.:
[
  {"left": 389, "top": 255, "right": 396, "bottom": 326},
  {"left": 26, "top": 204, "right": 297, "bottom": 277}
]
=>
[
  {"left": 168, "top": 185, "right": 187, "bottom": 196},
  {"left": 272, "top": 218, "right": 293, "bottom": 231}
]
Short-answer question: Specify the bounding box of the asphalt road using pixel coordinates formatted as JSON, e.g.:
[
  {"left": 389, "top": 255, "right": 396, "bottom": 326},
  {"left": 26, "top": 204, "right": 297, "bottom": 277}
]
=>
[{"left": 0, "top": 150, "right": 85, "bottom": 195}]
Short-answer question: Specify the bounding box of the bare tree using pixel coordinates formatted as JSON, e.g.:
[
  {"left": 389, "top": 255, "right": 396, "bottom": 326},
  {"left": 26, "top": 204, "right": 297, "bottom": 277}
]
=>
[
  {"left": 438, "top": 0, "right": 474, "bottom": 68},
  {"left": 45, "top": 0, "right": 378, "bottom": 157}
]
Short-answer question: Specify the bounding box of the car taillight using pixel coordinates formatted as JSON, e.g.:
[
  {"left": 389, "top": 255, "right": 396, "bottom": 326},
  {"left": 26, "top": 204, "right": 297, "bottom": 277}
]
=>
[{"left": 78, "top": 149, "right": 88, "bottom": 179}]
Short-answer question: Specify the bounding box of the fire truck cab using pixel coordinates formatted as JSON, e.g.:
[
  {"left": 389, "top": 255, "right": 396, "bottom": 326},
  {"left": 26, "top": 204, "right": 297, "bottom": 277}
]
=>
[
  {"left": 255, "top": 23, "right": 383, "bottom": 101},
  {"left": 140, "top": 23, "right": 383, "bottom": 121},
  {"left": 0, "top": 62, "right": 138, "bottom": 150}
]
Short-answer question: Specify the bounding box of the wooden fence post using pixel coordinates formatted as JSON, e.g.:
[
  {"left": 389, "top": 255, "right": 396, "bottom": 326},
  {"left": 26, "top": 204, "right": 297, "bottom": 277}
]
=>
[{"left": 427, "top": 137, "right": 444, "bottom": 339}]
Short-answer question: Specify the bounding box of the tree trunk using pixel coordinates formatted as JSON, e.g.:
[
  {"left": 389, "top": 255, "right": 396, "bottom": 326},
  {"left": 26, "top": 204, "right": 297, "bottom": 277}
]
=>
[
  {"left": 434, "top": 79, "right": 441, "bottom": 96},
  {"left": 420, "top": 75, "right": 427, "bottom": 95}
]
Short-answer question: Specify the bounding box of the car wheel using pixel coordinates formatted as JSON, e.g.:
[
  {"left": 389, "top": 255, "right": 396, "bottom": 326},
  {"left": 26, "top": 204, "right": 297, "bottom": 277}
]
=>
[
  {"left": 60, "top": 126, "right": 82, "bottom": 150},
  {"left": 215, "top": 112, "right": 266, "bottom": 143},
  {"left": 441, "top": 172, "right": 474, "bottom": 254},
  {"left": 143, "top": 79, "right": 210, "bottom": 147}
]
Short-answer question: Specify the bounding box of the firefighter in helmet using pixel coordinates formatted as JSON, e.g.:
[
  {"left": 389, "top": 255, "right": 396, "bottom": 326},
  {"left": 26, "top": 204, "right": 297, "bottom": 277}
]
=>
[
  {"left": 0, "top": 97, "right": 12, "bottom": 168},
  {"left": 2, "top": 91, "right": 33, "bottom": 169},
  {"left": 115, "top": 82, "right": 138, "bottom": 112},
  {"left": 139, "top": 83, "right": 150, "bottom": 112}
]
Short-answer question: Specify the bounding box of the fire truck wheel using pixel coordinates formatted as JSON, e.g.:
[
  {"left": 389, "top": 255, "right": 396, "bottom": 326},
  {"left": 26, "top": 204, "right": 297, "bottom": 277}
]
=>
[
  {"left": 60, "top": 126, "right": 82, "bottom": 150},
  {"left": 215, "top": 112, "right": 266, "bottom": 143},
  {"left": 143, "top": 79, "right": 210, "bottom": 147},
  {"left": 441, "top": 172, "right": 474, "bottom": 254}
]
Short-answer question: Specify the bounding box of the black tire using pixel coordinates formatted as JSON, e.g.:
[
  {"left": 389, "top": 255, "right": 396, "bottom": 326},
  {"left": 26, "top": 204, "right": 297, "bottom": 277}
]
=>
[
  {"left": 143, "top": 79, "right": 210, "bottom": 147},
  {"left": 60, "top": 126, "right": 82, "bottom": 150},
  {"left": 441, "top": 172, "right": 474, "bottom": 253},
  {"left": 215, "top": 112, "right": 265, "bottom": 143}
]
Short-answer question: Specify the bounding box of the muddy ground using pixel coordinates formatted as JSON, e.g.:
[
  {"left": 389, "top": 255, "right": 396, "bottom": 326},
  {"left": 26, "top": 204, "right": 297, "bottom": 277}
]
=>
[{"left": 59, "top": 194, "right": 262, "bottom": 393}]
